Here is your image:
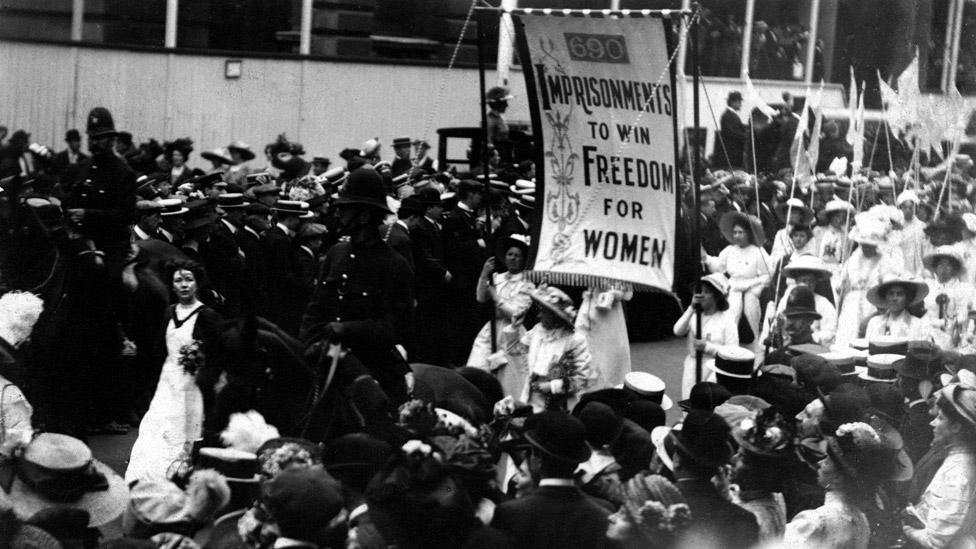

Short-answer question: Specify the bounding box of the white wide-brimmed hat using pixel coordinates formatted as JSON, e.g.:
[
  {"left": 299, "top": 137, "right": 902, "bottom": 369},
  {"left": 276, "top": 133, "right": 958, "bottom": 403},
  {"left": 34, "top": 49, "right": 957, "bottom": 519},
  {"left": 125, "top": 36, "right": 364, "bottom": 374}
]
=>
[{"left": 866, "top": 273, "right": 929, "bottom": 308}]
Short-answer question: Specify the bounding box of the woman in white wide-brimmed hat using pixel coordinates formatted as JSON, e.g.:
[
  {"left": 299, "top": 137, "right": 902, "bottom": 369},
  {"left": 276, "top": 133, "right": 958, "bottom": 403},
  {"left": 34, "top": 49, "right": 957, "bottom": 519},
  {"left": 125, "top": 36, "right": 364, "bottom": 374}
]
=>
[
  {"left": 814, "top": 198, "right": 856, "bottom": 298},
  {"left": 834, "top": 216, "right": 901, "bottom": 345},
  {"left": 863, "top": 274, "right": 930, "bottom": 341},
  {"left": 505, "top": 285, "right": 594, "bottom": 412},
  {"left": 705, "top": 211, "right": 771, "bottom": 350},
  {"left": 770, "top": 198, "right": 816, "bottom": 263},
  {"left": 922, "top": 245, "right": 972, "bottom": 348},
  {"left": 759, "top": 254, "right": 838, "bottom": 348},
  {"left": 672, "top": 273, "right": 740, "bottom": 399}
]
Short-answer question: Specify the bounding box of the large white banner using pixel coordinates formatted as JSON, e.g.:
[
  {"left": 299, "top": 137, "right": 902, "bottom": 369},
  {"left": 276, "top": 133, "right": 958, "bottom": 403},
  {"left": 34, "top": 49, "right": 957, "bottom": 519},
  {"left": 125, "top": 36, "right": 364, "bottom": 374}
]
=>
[{"left": 515, "top": 12, "right": 679, "bottom": 291}]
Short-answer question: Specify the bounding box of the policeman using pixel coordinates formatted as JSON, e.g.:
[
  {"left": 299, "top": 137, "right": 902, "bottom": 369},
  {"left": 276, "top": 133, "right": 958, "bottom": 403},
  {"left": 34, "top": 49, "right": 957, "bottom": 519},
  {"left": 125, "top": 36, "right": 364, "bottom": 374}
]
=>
[
  {"left": 63, "top": 107, "right": 138, "bottom": 274},
  {"left": 300, "top": 167, "right": 413, "bottom": 404}
]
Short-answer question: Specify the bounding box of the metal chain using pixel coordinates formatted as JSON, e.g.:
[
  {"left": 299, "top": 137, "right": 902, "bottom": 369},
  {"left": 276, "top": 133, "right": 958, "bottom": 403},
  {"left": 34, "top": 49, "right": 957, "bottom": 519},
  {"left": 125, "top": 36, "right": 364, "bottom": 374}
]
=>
[
  {"left": 568, "top": 9, "right": 701, "bottom": 237},
  {"left": 419, "top": 0, "right": 482, "bottom": 148}
]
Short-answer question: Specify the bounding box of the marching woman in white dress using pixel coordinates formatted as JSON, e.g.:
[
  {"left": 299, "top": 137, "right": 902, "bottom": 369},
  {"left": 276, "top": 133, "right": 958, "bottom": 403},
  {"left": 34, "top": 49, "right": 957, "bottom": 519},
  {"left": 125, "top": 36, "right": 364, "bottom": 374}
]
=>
[
  {"left": 126, "top": 261, "right": 221, "bottom": 485},
  {"left": 922, "top": 246, "right": 972, "bottom": 348},
  {"left": 835, "top": 217, "right": 901, "bottom": 345},
  {"left": 575, "top": 282, "right": 633, "bottom": 391},
  {"left": 704, "top": 211, "right": 771, "bottom": 350},
  {"left": 467, "top": 235, "right": 535, "bottom": 399},
  {"left": 862, "top": 274, "right": 931, "bottom": 341},
  {"left": 673, "top": 273, "right": 739, "bottom": 399},
  {"left": 814, "top": 199, "right": 855, "bottom": 301}
]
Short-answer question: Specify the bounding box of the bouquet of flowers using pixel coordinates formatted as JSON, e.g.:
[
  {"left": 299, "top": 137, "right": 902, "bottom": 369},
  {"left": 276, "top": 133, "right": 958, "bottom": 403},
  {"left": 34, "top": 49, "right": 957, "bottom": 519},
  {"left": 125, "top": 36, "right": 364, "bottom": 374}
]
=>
[{"left": 178, "top": 340, "right": 205, "bottom": 376}]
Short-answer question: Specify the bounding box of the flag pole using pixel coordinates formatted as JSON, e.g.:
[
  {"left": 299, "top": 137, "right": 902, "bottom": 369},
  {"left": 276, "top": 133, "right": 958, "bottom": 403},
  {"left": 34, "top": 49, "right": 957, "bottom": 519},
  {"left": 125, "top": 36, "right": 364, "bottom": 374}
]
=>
[
  {"left": 477, "top": 10, "right": 498, "bottom": 353},
  {"left": 690, "top": 8, "right": 704, "bottom": 384}
]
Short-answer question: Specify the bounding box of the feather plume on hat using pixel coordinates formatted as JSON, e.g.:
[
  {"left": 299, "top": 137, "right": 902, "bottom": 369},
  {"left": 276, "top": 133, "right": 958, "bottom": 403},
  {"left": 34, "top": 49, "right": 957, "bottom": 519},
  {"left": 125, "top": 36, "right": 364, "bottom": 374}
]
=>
[
  {"left": 181, "top": 469, "right": 231, "bottom": 522},
  {"left": 220, "top": 411, "right": 280, "bottom": 454},
  {"left": 0, "top": 291, "right": 44, "bottom": 347}
]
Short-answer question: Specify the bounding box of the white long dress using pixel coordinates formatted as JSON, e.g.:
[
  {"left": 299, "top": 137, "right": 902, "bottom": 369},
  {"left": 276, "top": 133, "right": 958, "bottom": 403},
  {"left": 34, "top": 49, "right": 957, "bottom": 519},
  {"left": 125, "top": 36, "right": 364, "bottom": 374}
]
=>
[
  {"left": 125, "top": 308, "right": 205, "bottom": 484},
  {"left": 575, "top": 286, "right": 633, "bottom": 392},
  {"left": 466, "top": 271, "right": 535, "bottom": 399},
  {"left": 835, "top": 249, "right": 899, "bottom": 346},
  {"left": 673, "top": 307, "right": 739, "bottom": 399}
]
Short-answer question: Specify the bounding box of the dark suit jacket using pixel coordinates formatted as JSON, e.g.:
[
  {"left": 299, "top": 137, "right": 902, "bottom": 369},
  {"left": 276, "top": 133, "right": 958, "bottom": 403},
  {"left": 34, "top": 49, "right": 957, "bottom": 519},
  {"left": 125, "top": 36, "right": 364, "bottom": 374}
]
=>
[
  {"left": 491, "top": 485, "right": 612, "bottom": 549},
  {"left": 675, "top": 478, "right": 760, "bottom": 549},
  {"left": 410, "top": 216, "right": 448, "bottom": 297},
  {"left": 719, "top": 107, "right": 746, "bottom": 169},
  {"left": 236, "top": 227, "right": 269, "bottom": 315},
  {"left": 204, "top": 220, "right": 246, "bottom": 314},
  {"left": 391, "top": 156, "right": 412, "bottom": 178},
  {"left": 443, "top": 206, "right": 486, "bottom": 290},
  {"left": 52, "top": 148, "right": 89, "bottom": 180},
  {"left": 262, "top": 226, "right": 305, "bottom": 333},
  {"left": 385, "top": 221, "right": 414, "bottom": 273}
]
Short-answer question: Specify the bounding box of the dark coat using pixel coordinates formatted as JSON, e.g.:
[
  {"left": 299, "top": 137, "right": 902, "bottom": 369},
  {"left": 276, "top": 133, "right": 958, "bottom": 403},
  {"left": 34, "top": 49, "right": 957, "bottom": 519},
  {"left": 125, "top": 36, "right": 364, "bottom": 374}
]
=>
[
  {"left": 168, "top": 165, "right": 196, "bottom": 187},
  {"left": 299, "top": 233, "right": 413, "bottom": 401},
  {"left": 719, "top": 107, "right": 747, "bottom": 169},
  {"left": 491, "top": 485, "right": 613, "bottom": 549},
  {"left": 204, "top": 220, "right": 247, "bottom": 315},
  {"left": 236, "top": 226, "right": 269, "bottom": 316},
  {"left": 62, "top": 151, "right": 137, "bottom": 249},
  {"left": 391, "top": 156, "right": 412, "bottom": 178},
  {"left": 385, "top": 221, "right": 414, "bottom": 273},
  {"left": 262, "top": 226, "right": 305, "bottom": 335},
  {"left": 292, "top": 245, "right": 318, "bottom": 292},
  {"left": 901, "top": 400, "right": 934, "bottom": 465},
  {"left": 410, "top": 216, "right": 448, "bottom": 297},
  {"left": 51, "top": 148, "right": 89, "bottom": 180},
  {"left": 443, "top": 205, "right": 486, "bottom": 290},
  {"left": 675, "top": 478, "right": 760, "bottom": 549}
]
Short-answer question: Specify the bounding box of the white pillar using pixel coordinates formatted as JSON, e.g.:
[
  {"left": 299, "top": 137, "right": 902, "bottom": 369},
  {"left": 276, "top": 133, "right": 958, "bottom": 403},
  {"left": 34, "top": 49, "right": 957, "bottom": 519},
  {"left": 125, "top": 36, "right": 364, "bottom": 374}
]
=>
[
  {"left": 676, "top": 0, "right": 691, "bottom": 80},
  {"left": 165, "top": 0, "right": 178, "bottom": 48},
  {"left": 610, "top": 0, "right": 621, "bottom": 10},
  {"left": 948, "top": 0, "right": 965, "bottom": 91},
  {"left": 300, "top": 0, "right": 313, "bottom": 55},
  {"left": 740, "top": 0, "right": 755, "bottom": 79},
  {"left": 942, "top": 0, "right": 958, "bottom": 92},
  {"left": 71, "top": 0, "right": 84, "bottom": 41},
  {"left": 804, "top": 0, "right": 820, "bottom": 84},
  {"left": 496, "top": 0, "right": 518, "bottom": 87}
]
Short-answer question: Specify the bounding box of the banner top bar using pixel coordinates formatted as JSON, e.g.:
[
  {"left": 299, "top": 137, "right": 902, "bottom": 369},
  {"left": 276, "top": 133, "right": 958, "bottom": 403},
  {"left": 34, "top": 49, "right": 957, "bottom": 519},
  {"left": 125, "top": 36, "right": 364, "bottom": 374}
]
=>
[{"left": 473, "top": 6, "right": 692, "bottom": 18}]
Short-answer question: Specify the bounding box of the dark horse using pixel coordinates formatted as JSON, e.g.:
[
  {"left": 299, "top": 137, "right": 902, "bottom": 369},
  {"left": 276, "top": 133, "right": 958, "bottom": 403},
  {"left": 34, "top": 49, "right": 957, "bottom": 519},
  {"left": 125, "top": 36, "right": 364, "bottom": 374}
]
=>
[
  {"left": 197, "top": 313, "right": 401, "bottom": 445},
  {"left": 1, "top": 191, "right": 173, "bottom": 438}
]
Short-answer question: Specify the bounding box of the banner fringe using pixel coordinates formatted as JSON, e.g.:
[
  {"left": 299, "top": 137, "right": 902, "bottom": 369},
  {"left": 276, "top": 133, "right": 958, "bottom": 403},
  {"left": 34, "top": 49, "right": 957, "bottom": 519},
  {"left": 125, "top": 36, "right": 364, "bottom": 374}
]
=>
[{"left": 524, "top": 270, "right": 676, "bottom": 296}]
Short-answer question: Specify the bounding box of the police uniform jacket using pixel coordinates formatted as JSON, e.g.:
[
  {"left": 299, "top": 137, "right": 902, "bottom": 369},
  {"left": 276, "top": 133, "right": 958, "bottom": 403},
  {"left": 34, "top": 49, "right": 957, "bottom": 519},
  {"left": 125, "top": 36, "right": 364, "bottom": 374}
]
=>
[
  {"left": 62, "top": 151, "right": 137, "bottom": 247},
  {"left": 262, "top": 225, "right": 305, "bottom": 333},
  {"left": 299, "top": 234, "right": 414, "bottom": 375}
]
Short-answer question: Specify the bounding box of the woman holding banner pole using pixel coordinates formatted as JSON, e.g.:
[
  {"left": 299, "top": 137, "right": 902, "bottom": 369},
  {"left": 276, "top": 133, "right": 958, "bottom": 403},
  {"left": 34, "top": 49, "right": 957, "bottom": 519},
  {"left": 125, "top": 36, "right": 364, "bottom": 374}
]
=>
[{"left": 673, "top": 273, "right": 738, "bottom": 399}]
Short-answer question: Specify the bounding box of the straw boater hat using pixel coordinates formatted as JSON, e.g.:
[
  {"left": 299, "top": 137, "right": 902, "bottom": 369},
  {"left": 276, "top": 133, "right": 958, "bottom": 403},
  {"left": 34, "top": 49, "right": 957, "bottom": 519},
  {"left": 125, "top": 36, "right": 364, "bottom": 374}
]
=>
[
  {"left": 622, "top": 372, "right": 673, "bottom": 411},
  {"left": 783, "top": 254, "right": 831, "bottom": 280},
  {"left": 866, "top": 273, "right": 929, "bottom": 308},
  {"left": 861, "top": 354, "right": 902, "bottom": 383},
  {"left": 718, "top": 211, "right": 765, "bottom": 246},
  {"left": 775, "top": 198, "right": 815, "bottom": 225},
  {"left": 527, "top": 286, "right": 577, "bottom": 328},
  {"left": 923, "top": 245, "right": 966, "bottom": 276},
  {"left": 0, "top": 433, "right": 128, "bottom": 527}
]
